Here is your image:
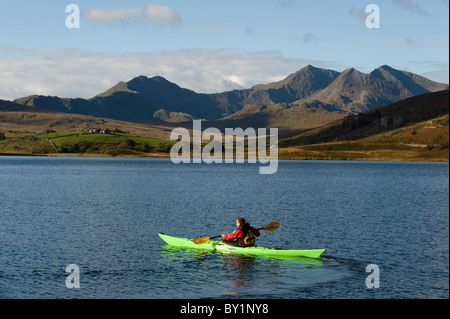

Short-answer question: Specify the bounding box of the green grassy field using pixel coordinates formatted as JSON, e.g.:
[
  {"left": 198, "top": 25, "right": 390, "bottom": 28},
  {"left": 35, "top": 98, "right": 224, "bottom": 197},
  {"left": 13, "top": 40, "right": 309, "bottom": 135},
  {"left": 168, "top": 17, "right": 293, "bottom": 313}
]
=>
[
  {"left": 1, "top": 120, "right": 448, "bottom": 162},
  {"left": 0, "top": 131, "right": 176, "bottom": 156},
  {"left": 41, "top": 131, "right": 168, "bottom": 146}
]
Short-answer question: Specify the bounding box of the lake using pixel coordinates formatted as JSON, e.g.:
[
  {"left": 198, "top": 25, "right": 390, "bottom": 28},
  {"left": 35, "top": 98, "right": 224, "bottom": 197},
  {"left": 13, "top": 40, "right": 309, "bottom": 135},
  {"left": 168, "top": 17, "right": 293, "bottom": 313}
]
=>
[{"left": 0, "top": 156, "right": 448, "bottom": 300}]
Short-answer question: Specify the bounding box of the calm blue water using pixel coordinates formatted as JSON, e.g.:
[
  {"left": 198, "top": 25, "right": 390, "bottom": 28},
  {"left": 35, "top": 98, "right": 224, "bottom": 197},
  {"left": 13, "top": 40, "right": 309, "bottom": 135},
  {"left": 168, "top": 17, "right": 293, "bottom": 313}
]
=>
[{"left": 0, "top": 156, "right": 448, "bottom": 299}]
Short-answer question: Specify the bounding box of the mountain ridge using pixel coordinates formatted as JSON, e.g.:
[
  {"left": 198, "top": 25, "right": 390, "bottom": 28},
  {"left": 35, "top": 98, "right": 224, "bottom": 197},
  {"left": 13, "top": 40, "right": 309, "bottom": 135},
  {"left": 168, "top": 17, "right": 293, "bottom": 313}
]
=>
[{"left": 12, "top": 65, "right": 448, "bottom": 131}]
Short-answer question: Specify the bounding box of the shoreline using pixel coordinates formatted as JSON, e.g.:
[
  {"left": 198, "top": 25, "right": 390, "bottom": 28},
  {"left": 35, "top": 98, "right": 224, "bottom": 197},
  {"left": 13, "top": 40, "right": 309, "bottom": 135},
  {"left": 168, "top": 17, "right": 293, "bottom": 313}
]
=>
[{"left": 1, "top": 151, "right": 448, "bottom": 163}]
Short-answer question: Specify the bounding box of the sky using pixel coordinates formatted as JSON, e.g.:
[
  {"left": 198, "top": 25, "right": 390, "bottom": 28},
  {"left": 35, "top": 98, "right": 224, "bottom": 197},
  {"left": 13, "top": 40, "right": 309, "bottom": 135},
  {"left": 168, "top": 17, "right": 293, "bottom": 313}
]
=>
[{"left": 0, "top": 0, "right": 448, "bottom": 100}]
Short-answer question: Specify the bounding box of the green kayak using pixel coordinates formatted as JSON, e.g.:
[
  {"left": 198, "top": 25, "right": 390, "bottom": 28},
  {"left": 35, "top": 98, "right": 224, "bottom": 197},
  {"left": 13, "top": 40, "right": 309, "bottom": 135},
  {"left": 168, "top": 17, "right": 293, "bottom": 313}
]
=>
[{"left": 158, "top": 233, "right": 325, "bottom": 259}]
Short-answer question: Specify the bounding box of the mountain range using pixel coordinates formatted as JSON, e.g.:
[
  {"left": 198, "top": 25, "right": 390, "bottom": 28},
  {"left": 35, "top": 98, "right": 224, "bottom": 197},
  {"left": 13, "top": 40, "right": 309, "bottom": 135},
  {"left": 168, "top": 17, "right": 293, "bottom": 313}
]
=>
[{"left": 10, "top": 65, "right": 449, "bottom": 132}]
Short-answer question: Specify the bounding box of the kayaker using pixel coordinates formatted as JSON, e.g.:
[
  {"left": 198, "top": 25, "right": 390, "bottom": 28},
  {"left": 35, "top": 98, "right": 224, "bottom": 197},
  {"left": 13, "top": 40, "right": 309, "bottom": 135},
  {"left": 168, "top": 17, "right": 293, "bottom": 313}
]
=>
[{"left": 221, "top": 217, "right": 261, "bottom": 247}]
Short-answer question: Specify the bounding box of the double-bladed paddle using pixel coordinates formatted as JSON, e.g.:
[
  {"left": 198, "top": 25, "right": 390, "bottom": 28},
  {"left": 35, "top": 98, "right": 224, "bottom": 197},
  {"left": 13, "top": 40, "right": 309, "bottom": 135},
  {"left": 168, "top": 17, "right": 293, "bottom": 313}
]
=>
[{"left": 192, "top": 221, "right": 280, "bottom": 244}]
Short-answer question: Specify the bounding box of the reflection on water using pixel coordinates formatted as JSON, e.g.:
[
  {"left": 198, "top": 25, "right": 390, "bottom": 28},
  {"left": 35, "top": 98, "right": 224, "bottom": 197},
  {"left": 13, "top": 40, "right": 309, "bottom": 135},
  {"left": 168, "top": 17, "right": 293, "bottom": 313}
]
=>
[
  {"left": 158, "top": 245, "right": 335, "bottom": 298},
  {"left": 222, "top": 255, "right": 258, "bottom": 295}
]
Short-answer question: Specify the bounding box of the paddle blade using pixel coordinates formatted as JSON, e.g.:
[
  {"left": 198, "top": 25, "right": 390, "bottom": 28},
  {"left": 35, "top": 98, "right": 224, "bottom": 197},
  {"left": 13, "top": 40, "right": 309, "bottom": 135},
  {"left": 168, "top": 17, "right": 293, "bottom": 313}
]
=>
[
  {"left": 263, "top": 222, "right": 280, "bottom": 231},
  {"left": 192, "top": 237, "right": 210, "bottom": 245}
]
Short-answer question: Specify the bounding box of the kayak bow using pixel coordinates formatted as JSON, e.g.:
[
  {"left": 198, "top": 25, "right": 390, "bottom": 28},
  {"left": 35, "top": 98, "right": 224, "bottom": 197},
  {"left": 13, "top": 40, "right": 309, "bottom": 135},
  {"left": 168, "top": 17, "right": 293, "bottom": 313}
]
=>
[{"left": 158, "top": 233, "right": 325, "bottom": 259}]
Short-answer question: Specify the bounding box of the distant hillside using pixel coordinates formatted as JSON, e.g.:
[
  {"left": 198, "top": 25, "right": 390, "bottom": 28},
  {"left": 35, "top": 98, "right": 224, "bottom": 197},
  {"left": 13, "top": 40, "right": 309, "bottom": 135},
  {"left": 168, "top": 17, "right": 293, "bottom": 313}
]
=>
[
  {"left": 280, "top": 90, "right": 449, "bottom": 147},
  {"left": 1, "top": 99, "right": 46, "bottom": 112},
  {"left": 12, "top": 65, "right": 448, "bottom": 131},
  {"left": 14, "top": 76, "right": 223, "bottom": 122},
  {"left": 207, "top": 103, "right": 347, "bottom": 133},
  {"left": 279, "top": 113, "right": 449, "bottom": 162},
  {"left": 0, "top": 99, "right": 185, "bottom": 140},
  {"left": 362, "top": 113, "right": 449, "bottom": 148}
]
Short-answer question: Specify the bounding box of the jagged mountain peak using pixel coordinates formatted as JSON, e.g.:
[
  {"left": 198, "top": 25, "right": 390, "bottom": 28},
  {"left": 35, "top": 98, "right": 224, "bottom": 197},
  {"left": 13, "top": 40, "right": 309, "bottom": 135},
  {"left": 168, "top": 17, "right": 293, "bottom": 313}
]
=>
[
  {"left": 92, "top": 75, "right": 183, "bottom": 99},
  {"left": 340, "top": 67, "right": 363, "bottom": 75},
  {"left": 378, "top": 64, "right": 394, "bottom": 70},
  {"left": 244, "top": 64, "right": 341, "bottom": 105},
  {"left": 125, "top": 75, "right": 187, "bottom": 96},
  {"left": 129, "top": 75, "right": 170, "bottom": 84},
  {"left": 11, "top": 65, "right": 449, "bottom": 126}
]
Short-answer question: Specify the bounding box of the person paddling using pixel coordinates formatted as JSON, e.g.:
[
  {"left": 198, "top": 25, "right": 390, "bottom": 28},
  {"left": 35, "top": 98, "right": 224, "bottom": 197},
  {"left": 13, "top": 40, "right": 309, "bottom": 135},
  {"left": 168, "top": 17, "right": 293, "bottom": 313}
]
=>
[{"left": 222, "top": 217, "right": 261, "bottom": 247}]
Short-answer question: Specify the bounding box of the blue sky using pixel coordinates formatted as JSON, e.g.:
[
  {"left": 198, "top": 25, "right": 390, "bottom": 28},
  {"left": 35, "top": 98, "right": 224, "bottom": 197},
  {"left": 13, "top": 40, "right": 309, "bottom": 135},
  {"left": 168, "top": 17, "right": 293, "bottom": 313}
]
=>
[{"left": 0, "top": 0, "right": 448, "bottom": 100}]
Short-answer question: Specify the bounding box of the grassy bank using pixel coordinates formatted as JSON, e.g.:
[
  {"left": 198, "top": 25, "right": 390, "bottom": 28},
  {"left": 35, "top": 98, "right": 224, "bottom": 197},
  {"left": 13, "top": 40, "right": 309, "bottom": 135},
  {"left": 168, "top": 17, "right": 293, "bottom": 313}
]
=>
[
  {"left": 0, "top": 130, "right": 175, "bottom": 157},
  {"left": 1, "top": 129, "right": 448, "bottom": 162},
  {"left": 278, "top": 113, "right": 449, "bottom": 162},
  {"left": 279, "top": 142, "right": 449, "bottom": 162}
]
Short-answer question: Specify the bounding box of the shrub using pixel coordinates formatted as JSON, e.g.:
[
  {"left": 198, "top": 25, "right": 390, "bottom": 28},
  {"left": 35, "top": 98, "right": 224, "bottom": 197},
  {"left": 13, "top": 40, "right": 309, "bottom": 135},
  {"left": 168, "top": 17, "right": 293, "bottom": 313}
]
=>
[
  {"left": 155, "top": 142, "right": 172, "bottom": 153},
  {"left": 59, "top": 142, "right": 80, "bottom": 153},
  {"left": 134, "top": 143, "right": 154, "bottom": 152}
]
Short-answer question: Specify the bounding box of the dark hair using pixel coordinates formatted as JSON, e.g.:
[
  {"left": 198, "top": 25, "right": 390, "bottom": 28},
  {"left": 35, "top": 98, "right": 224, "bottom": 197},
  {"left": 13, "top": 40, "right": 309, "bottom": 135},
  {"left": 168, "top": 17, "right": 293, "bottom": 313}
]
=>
[{"left": 237, "top": 217, "right": 246, "bottom": 225}]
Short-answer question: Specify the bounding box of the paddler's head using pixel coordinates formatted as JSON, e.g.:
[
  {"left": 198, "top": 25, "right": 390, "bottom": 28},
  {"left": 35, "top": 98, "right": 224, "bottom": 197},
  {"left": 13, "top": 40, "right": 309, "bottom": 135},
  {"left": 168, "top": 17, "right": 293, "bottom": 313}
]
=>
[{"left": 236, "top": 217, "right": 245, "bottom": 228}]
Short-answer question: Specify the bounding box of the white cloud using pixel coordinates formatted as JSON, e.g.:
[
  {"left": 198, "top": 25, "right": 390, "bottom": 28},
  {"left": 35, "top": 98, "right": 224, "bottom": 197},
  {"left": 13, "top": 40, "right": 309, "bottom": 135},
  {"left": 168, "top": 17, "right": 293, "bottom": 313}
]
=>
[
  {"left": 2, "top": 47, "right": 446, "bottom": 101},
  {"left": 351, "top": 1, "right": 431, "bottom": 21},
  {"left": 391, "top": 0, "right": 431, "bottom": 17},
  {"left": 245, "top": 27, "right": 259, "bottom": 37},
  {"left": 408, "top": 61, "right": 449, "bottom": 84},
  {"left": 83, "top": 4, "right": 182, "bottom": 25},
  {"left": 83, "top": 8, "right": 142, "bottom": 24},
  {"left": 0, "top": 48, "right": 334, "bottom": 100},
  {"left": 405, "top": 38, "right": 417, "bottom": 45},
  {"left": 302, "top": 32, "right": 317, "bottom": 43},
  {"left": 349, "top": 6, "right": 367, "bottom": 21},
  {"left": 421, "top": 69, "right": 449, "bottom": 84},
  {"left": 144, "top": 4, "right": 182, "bottom": 24}
]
